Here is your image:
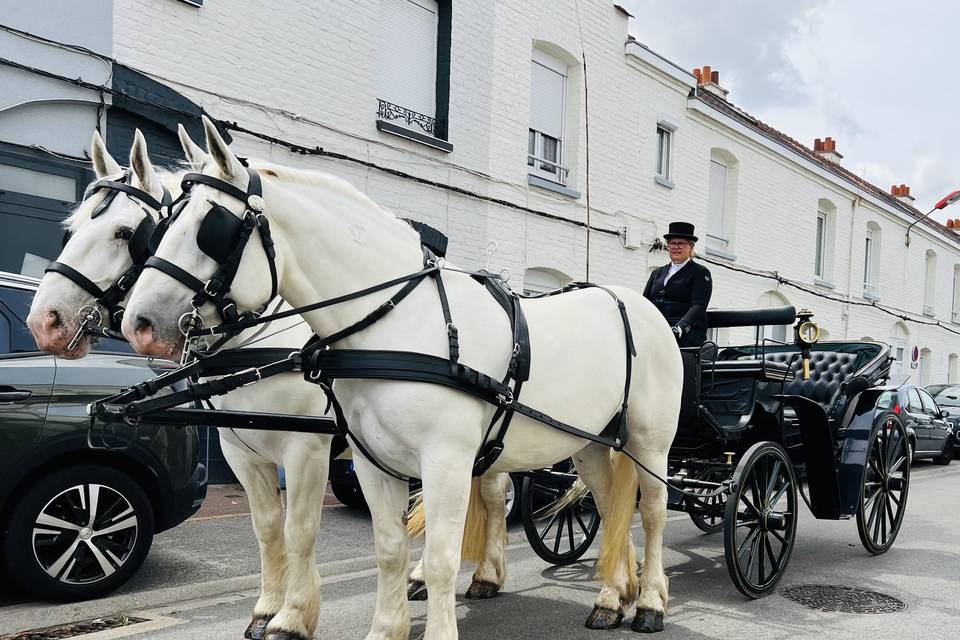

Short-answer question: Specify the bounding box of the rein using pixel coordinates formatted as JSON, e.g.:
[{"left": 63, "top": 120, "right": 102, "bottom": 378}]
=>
[{"left": 46, "top": 170, "right": 172, "bottom": 348}]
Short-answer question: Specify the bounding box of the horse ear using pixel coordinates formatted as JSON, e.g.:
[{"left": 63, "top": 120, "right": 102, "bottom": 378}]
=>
[
  {"left": 129, "top": 130, "right": 157, "bottom": 193},
  {"left": 202, "top": 115, "right": 244, "bottom": 181},
  {"left": 178, "top": 123, "right": 208, "bottom": 168},
  {"left": 91, "top": 130, "right": 121, "bottom": 179}
]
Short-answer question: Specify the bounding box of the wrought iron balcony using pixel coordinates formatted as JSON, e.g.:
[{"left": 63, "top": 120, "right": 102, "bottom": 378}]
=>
[{"left": 377, "top": 99, "right": 441, "bottom": 137}]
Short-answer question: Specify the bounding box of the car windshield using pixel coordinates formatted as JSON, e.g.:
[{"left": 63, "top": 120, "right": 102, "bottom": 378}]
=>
[{"left": 929, "top": 385, "right": 960, "bottom": 407}]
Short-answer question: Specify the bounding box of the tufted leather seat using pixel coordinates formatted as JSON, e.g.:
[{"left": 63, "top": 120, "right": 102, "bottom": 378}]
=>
[{"left": 764, "top": 350, "right": 860, "bottom": 418}]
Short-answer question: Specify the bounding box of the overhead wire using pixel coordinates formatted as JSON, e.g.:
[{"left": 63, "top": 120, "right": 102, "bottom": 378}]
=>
[{"left": 2, "top": 27, "right": 959, "bottom": 339}]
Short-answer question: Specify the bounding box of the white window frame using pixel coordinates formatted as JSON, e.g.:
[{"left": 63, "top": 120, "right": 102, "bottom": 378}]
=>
[
  {"left": 814, "top": 211, "right": 826, "bottom": 279},
  {"left": 923, "top": 250, "right": 937, "bottom": 316},
  {"left": 377, "top": 0, "right": 440, "bottom": 124},
  {"left": 528, "top": 51, "right": 568, "bottom": 185},
  {"left": 654, "top": 116, "right": 678, "bottom": 187},
  {"left": 952, "top": 266, "right": 960, "bottom": 323}
]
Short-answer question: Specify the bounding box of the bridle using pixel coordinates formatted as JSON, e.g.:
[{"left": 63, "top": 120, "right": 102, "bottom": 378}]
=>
[
  {"left": 143, "top": 167, "right": 278, "bottom": 351},
  {"left": 46, "top": 171, "right": 172, "bottom": 347}
]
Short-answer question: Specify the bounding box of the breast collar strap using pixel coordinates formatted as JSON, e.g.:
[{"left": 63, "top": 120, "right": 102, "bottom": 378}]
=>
[
  {"left": 144, "top": 168, "right": 278, "bottom": 349},
  {"left": 46, "top": 171, "right": 172, "bottom": 333}
]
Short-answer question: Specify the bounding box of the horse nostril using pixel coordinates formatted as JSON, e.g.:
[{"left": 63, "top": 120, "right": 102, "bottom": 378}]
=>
[
  {"left": 134, "top": 315, "right": 153, "bottom": 334},
  {"left": 49, "top": 310, "right": 63, "bottom": 329}
]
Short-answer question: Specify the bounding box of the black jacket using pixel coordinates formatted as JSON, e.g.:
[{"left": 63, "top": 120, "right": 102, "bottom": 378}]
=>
[{"left": 643, "top": 260, "right": 713, "bottom": 347}]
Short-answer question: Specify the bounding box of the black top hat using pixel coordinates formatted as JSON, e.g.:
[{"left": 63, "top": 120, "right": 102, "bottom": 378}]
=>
[{"left": 663, "top": 221, "right": 698, "bottom": 242}]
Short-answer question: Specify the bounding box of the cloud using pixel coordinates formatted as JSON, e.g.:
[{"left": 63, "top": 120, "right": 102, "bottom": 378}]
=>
[{"left": 620, "top": 0, "right": 960, "bottom": 213}]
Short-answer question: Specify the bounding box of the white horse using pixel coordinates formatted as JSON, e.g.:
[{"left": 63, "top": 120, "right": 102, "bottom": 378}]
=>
[
  {"left": 28, "top": 129, "right": 333, "bottom": 640},
  {"left": 120, "top": 116, "right": 682, "bottom": 638},
  {"left": 27, "top": 130, "right": 514, "bottom": 640}
]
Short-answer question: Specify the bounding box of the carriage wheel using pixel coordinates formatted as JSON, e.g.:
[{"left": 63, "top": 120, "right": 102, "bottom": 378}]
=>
[
  {"left": 521, "top": 474, "right": 600, "bottom": 565},
  {"left": 723, "top": 442, "right": 798, "bottom": 599},
  {"left": 856, "top": 412, "right": 910, "bottom": 555},
  {"left": 686, "top": 467, "right": 728, "bottom": 534}
]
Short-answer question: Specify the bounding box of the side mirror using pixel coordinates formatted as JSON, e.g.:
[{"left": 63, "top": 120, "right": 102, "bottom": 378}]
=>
[{"left": 939, "top": 409, "right": 951, "bottom": 419}]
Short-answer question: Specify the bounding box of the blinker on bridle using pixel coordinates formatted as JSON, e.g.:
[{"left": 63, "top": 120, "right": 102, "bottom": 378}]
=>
[
  {"left": 46, "top": 170, "right": 173, "bottom": 347},
  {"left": 143, "top": 167, "right": 279, "bottom": 354}
]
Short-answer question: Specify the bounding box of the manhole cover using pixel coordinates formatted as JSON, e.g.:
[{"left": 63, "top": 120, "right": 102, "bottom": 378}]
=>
[
  {"left": 1, "top": 615, "right": 148, "bottom": 640},
  {"left": 781, "top": 585, "right": 906, "bottom": 614}
]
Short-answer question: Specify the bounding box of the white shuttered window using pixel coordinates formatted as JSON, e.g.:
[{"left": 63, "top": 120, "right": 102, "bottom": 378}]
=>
[
  {"left": 528, "top": 49, "right": 567, "bottom": 183},
  {"left": 707, "top": 160, "right": 727, "bottom": 242},
  {"left": 378, "top": 0, "right": 438, "bottom": 119}
]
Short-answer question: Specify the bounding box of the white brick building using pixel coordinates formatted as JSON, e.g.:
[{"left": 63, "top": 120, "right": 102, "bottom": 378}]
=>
[
  {"left": 4, "top": 0, "right": 958, "bottom": 384},
  {"left": 107, "top": 0, "right": 960, "bottom": 384}
]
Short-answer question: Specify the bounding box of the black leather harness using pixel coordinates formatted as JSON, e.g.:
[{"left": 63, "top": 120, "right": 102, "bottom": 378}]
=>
[
  {"left": 102, "top": 168, "right": 639, "bottom": 481},
  {"left": 46, "top": 171, "right": 172, "bottom": 336}
]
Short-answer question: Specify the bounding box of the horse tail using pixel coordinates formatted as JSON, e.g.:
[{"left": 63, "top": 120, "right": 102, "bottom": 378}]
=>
[
  {"left": 460, "top": 477, "right": 488, "bottom": 563},
  {"left": 596, "top": 451, "right": 639, "bottom": 600},
  {"left": 406, "top": 490, "right": 426, "bottom": 537}
]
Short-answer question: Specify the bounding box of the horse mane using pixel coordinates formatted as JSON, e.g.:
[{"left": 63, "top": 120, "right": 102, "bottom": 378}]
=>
[
  {"left": 248, "top": 160, "right": 421, "bottom": 244},
  {"left": 64, "top": 167, "right": 184, "bottom": 231}
]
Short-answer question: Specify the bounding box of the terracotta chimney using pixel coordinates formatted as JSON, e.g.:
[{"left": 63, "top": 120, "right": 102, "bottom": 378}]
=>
[
  {"left": 890, "top": 184, "right": 916, "bottom": 206},
  {"left": 813, "top": 137, "right": 843, "bottom": 164},
  {"left": 693, "top": 65, "right": 729, "bottom": 99}
]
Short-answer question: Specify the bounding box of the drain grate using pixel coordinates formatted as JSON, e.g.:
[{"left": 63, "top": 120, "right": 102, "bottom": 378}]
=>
[
  {"left": 781, "top": 585, "right": 906, "bottom": 614},
  {"left": 2, "top": 615, "right": 148, "bottom": 640}
]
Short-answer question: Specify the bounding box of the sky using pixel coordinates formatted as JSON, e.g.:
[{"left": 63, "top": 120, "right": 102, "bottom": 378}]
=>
[{"left": 621, "top": 0, "right": 960, "bottom": 222}]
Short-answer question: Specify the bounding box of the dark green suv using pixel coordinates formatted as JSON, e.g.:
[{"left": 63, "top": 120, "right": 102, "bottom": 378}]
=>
[{"left": 0, "top": 272, "right": 206, "bottom": 601}]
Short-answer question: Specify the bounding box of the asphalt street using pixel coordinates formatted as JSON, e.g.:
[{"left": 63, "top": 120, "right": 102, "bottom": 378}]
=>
[{"left": 3, "top": 462, "right": 959, "bottom": 640}]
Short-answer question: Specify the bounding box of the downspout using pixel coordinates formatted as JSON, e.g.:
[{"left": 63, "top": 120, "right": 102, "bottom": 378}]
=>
[{"left": 843, "top": 194, "right": 861, "bottom": 338}]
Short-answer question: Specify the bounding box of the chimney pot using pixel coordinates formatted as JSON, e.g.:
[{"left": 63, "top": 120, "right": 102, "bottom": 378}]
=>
[
  {"left": 813, "top": 136, "right": 842, "bottom": 163},
  {"left": 693, "top": 67, "right": 701, "bottom": 82},
  {"left": 711, "top": 70, "right": 719, "bottom": 84},
  {"left": 949, "top": 220, "right": 955, "bottom": 229},
  {"left": 702, "top": 65, "right": 712, "bottom": 81}
]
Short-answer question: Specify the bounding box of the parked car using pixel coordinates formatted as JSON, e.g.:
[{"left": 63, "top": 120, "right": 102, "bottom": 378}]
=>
[
  {"left": 877, "top": 383, "right": 954, "bottom": 464},
  {"left": 925, "top": 384, "right": 960, "bottom": 451},
  {"left": 0, "top": 272, "right": 207, "bottom": 602}
]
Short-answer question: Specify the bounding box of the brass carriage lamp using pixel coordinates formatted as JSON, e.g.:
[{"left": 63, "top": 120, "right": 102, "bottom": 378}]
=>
[
  {"left": 904, "top": 189, "right": 960, "bottom": 246},
  {"left": 794, "top": 309, "right": 820, "bottom": 380}
]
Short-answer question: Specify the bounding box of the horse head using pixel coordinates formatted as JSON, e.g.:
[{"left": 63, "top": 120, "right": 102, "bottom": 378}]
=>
[
  {"left": 27, "top": 129, "right": 188, "bottom": 358},
  {"left": 122, "top": 116, "right": 280, "bottom": 359}
]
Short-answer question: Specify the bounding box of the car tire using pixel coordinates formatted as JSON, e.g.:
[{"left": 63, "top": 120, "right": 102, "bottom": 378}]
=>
[
  {"left": 330, "top": 482, "right": 368, "bottom": 509},
  {"left": 932, "top": 438, "right": 954, "bottom": 465},
  {"left": 2, "top": 465, "right": 154, "bottom": 602}
]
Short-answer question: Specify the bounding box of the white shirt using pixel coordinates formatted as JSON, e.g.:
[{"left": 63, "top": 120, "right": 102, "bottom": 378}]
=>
[{"left": 664, "top": 259, "right": 690, "bottom": 284}]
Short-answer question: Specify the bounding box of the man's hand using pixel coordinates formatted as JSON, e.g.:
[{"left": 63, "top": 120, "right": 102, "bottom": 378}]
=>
[{"left": 672, "top": 325, "right": 683, "bottom": 340}]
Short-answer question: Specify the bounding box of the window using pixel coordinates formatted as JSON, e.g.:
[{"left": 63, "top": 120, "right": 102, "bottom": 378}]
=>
[
  {"left": 706, "top": 148, "right": 738, "bottom": 255},
  {"left": 707, "top": 160, "right": 726, "bottom": 242},
  {"left": 907, "top": 388, "right": 923, "bottom": 414},
  {"left": 814, "top": 212, "right": 826, "bottom": 278},
  {"left": 528, "top": 50, "right": 568, "bottom": 184},
  {"left": 758, "top": 291, "right": 791, "bottom": 343},
  {"left": 919, "top": 389, "right": 939, "bottom": 416},
  {"left": 949, "top": 355, "right": 959, "bottom": 384},
  {"left": 0, "top": 287, "right": 39, "bottom": 353},
  {"left": 876, "top": 390, "right": 895, "bottom": 410},
  {"left": 923, "top": 250, "right": 937, "bottom": 316},
  {"left": 522, "top": 267, "right": 571, "bottom": 296},
  {"left": 919, "top": 348, "right": 932, "bottom": 386},
  {"left": 0, "top": 145, "right": 89, "bottom": 277},
  {"left": 376, "top": 0, "right": 452, "bottom": 147},
  {"left": 931, "top": 383, "right": 960, "bottom": 406},
  {"left": 654, "top": 118, "right": 677, "bottom": 187},
  {"left": 863, "top": 232, "right": 873, "bottom": 292},
  {"left": 889, "top": 322, "right": 908, "bottom": 376}
]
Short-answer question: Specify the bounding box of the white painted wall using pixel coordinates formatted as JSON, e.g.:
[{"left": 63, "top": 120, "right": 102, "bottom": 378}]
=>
[{"left": 111, "top": 0, "right": 960, "bottom": 383}]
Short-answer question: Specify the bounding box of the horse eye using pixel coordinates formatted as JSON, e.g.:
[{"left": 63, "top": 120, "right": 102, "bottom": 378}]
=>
[{"left": 115, "top": 226, "right": 135, "bottom": 241}]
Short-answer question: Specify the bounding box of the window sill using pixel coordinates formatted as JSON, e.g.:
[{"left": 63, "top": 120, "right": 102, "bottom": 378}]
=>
[
  {"left": 527, "top": 174, "right": 581, "bottom": 199},
  {"left": 654, "top": 174, "right": 674, "bottom": 189},
  {"left": 814, "top": 278, "right": 834, "bottom": 290},
  {"left": 704, "top": 245, "right": 736, "bottom": 261},
  {"left": 863, "top": 291, "right": 881, "bottom": 302},
  {"left": 376, "top": 120, "right": 453, "bottom": 153}
]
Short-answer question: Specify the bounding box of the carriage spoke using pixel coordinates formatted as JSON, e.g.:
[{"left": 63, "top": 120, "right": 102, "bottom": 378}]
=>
[
  {"left": 573, "top": 509, "right": 590, "bottom": 535},
  {"left": 764, "top": 461, "right": 782, "bottom": 506},
  {"left": 739, "top": 493, "right": 762, "bottom": 519},
  {"left": 744, "top": 531, "right": 761, "bottom": 582},
  {"left": 769, "top": 478, "right": 789, "bottom": 507},
  {"left": 889, "top": 455, "right": 907, "bottom": 474},
  {"left": 565, "top": 510, "right": 576, "bottom": 553}
]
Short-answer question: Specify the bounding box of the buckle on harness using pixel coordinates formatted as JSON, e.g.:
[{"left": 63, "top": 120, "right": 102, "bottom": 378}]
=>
[
  {"left": 497, "top": 388, "right": 514, "bottom": 406},
  {"left": 238, "top": 367, "right": 263, "bottom": 388}
]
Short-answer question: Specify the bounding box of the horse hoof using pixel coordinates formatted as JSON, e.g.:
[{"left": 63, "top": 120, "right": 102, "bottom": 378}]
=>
[
  {"left": 464, "top": 579, "right": 500, "bottom": 599},
  {"left": 584, "top": 605, "right": 623, "bottom": 630},
  {"left": 264, "top": 631, "right": 309, "bottom": 640},
  {"left": 244, "top": 615, "right": 274, "bottom": 640},
  {"left": 631, "top": 608, "right": 664, "bottom": 633},
  {"left": 407, "top": 579, "right": 428, "bottom": 601}
]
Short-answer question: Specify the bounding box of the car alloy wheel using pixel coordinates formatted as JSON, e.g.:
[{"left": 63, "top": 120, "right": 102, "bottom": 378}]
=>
[{"left": 33, "top": 483, "right": 139, "bottom": 585}]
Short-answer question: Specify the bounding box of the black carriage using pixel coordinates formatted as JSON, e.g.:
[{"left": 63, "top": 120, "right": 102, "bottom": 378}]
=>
[{"left": 521, "top": 305, "right": 910, "bottom": 598}]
